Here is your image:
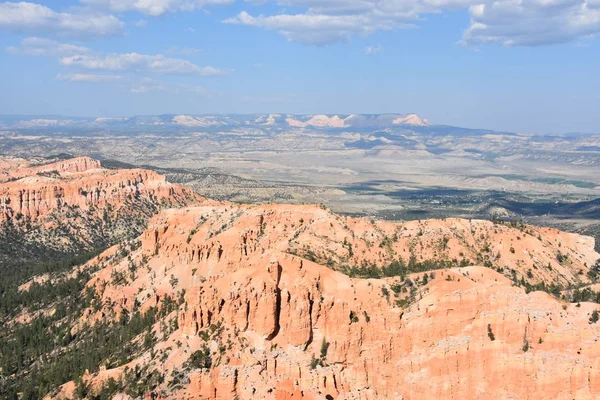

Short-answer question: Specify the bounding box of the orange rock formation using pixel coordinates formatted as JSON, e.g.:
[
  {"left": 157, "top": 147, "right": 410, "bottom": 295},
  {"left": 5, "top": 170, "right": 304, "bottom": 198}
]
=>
[
  {"left": 0, "top": 156, "right": 198, "bottom": 221},
  {"left": 51, "top": 202, "right": 600, "bottom": 399}
]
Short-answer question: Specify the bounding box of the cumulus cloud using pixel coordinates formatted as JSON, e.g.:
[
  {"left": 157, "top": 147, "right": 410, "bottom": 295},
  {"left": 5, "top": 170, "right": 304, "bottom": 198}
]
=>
[
  {"left": 0, "top": 2, "right": 124, "bottom": 38},
  {"left": 81, "top": 0, "right": 233, "bottom": 16},
  {"left": 7, "top": 37, "right": 226, "bottom": 76},
  {"left": 223, "top": 10, "right": 417, "bottom": 45},
  {"left": 222, "top": 1, "right": 436, "bottom": 45},
  {"left": 224, "top": 0, "right": 600, "bottom": 46},
  {"left": 461, "top": 0, "right": 600, "bottom": 46}
]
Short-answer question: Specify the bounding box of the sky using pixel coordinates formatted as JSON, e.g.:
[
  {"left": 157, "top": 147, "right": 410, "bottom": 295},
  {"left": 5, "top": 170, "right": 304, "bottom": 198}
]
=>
[{"left": 0, "top": 0, "right": 599, "bottom": 134}]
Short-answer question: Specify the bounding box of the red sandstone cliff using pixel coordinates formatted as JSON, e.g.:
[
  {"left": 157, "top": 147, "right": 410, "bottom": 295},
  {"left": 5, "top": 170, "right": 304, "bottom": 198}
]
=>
[
  {"left": 0, "top": 156, "right": 203, "bottom": 263},
  {"left": 0, "top": 156, "right": 198, "bottom": 221},
  {"left": 48, "top": 202, "right": 600, "bottom": 399}
]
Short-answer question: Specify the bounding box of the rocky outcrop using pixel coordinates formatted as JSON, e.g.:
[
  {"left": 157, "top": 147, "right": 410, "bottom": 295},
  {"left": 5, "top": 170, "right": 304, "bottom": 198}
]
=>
[
  {"left": 59, "top": 202, "right": 600, "bottom": 399},
  {"left": 1, "top": 156, "right": 101, "bottom": 180},
  {"left": 172, "top": 264, "right": 600, "bottom": 400},
  {"left": 0, "top": 156, "right": 203, "bottom": 264},
  {"left": 0, "top": 156, "right": 196, "bottom": 221},
  {"left": 121, "top": 203, "right": 597, "bottom": 287}
]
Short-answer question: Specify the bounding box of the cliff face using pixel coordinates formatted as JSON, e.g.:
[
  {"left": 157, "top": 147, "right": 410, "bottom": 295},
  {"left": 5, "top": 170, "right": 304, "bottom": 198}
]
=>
[
  {"left": 110, "top": 203, "right": 597, "bottom": 288},
  {"left": 56, "top": 203, "right": 600, "bottom": 399},
  {"left": 0, "top": 156, "right": 101, "bottom": 180},
  {"left": 0, "top": 156, "right": 203, "bottom": 262},
  {"left": 174, "top": 265, "right": 600, "bottom": 400},
  {"left": 0, "top": 156, "right": 194, "bottom": 221}
]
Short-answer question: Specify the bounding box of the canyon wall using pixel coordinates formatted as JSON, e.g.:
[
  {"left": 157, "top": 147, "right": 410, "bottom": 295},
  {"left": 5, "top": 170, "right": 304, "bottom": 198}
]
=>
[{"left": 59, "top": 202, "right": 600, "bottom": 399}]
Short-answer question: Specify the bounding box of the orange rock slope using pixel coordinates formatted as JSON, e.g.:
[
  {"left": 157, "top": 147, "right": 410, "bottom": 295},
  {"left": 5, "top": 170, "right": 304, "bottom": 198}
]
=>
[
  {"left": 0, "top": 156, "right": 198, "bottom": 221},
  {"left": 55, "top": 202, "right": 600, "bottom": 399}
]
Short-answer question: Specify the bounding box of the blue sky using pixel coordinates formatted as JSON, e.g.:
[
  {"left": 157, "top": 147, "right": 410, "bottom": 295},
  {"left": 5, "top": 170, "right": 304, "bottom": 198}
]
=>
[{"left": 0, "top": 0, "right": 599, "bottom": 133}]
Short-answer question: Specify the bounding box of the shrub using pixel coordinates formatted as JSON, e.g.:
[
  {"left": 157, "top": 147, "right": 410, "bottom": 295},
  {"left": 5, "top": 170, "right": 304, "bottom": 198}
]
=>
[
  {"left": 363, "top": 311, "right": 371, "bottom": 323},
  {"left": 310, "top": 354, "right": 320, "bottom": 369},
  {"left": 487, "top": 324, "right": 495, "bottom": 341},
  {"left": 381, "top": 287, "right": 390, "bottom": 298},
  {"left": 320, "top": 339, "right": 330, "bottom": 358},
  {"left": 188, "top": 346, "right": 212, "bottom": 369}
]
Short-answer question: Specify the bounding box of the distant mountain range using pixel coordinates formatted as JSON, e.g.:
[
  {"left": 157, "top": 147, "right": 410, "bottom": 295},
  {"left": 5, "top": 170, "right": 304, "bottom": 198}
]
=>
[
  {"left": 2, "top": 114, "right": 597, "bottom": 138},
  {"left": 0, "top": 113, "right": 432, "bottom": 131}
]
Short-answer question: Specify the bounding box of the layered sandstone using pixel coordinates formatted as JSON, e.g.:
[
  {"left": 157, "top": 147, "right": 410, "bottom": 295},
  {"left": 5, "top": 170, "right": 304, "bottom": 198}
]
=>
[
  {"left": 2, "top": 156, "right": 102, "bottom": 178},
  {"left": 0, "top": 156, "right": 197, "bottom": 221},
  {"left": 98, "top": 203, "right": 597, "bottom": 289},
  {"left": 52, "top": 202, "right": 600, "bottom": 399},
  {"left": 0, "top": 156, "right": 203, "bottom": 263}
]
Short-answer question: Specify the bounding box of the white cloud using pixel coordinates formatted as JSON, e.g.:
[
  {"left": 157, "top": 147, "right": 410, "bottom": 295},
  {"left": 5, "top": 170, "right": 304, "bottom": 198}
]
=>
[
  {"left": 223, "top": 11, "right": 406, "bottom": 45},
  {"left": 60, "top": 53, "right": 224, "bottom": 75},
  {"left": 135, "top": 19, "right": 148, "bottom": 27},
  {"left": 0, "top": 2, "right": 123, "bottom": 38},
  {"left": 224, "top": 0, "right": 600, "bottom": 46},
  {"left": 364, "top": 44, "right": 382, "bottom": 55},
  {"left": 172, "top": 115, "right": 220, "bottom": 126},
  {"left": 461, "top": 0, "right": 600, "bottom": 46},
  {"left": 8, "top": 37, "right": 226, "bottom": 76},
  {"left": 56, "top": 73, "right": 123, "bottom": 82},
  {"left": 81, "top": 0, "right": 233, "bottom": 16},
  {"left": 6, "top": 37, "right": 91, "bottom": 57}
]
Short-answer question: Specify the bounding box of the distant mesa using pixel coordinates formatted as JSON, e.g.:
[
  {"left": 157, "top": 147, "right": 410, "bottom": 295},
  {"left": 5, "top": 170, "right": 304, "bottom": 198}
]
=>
[
  {"left": 172, "top": 115, "right": 222, "bottom": 127},
  {"left": 254, "top": 114, "right": 280, "bottom": 125},
  {"left": 392, "top": 113, "right": 429, "bottom": 126},
  {"left": 286, "top": 114, "right": 347, "bottom": 128},
  {"left": 93, "top": 117, "right": 128, "bottom": 123},
  {"left": 285, "top": 113, "right": 429, "bottom": 128},
  {"left": 0, "top": 113, "right": 430, "bottom": 130}
]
